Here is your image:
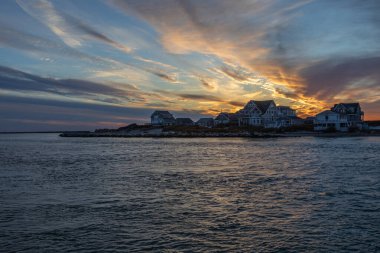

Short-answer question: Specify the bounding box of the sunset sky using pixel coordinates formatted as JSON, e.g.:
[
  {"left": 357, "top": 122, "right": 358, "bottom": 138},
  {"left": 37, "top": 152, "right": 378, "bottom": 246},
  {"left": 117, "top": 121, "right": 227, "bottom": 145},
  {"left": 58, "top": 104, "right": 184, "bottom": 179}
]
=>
[{"left": 1, "top": 0, "right": 379, "bottom": 131}]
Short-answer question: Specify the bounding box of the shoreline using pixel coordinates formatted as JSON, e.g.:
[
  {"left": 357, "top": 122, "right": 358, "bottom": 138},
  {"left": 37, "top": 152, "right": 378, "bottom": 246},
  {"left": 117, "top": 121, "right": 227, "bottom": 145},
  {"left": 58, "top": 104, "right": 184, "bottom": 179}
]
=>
[{"left": 59, "top": 131, "right": 380, "bottom": 138}]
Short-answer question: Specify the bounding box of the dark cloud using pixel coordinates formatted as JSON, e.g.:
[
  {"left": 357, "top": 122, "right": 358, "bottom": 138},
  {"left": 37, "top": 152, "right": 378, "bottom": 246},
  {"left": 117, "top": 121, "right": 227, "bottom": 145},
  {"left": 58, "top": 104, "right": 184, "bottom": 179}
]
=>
[
  {"left": 301, "top": 56, "right": 380, "bottom": 100},
  {"left": 0, "top": 99, "right": 150, "bottom": 132},
  {"left": 228, "top": 101, "right": 245, "bottom": 107},
  {"left": 199, "top": 78, "right": 214, "bottom": 90},
  {"left": 0, "top": 94, "right": 211, "bottom": 131},
  {"left": 0, "top": 65, "right": 145, "bottom": 103},
  {"left": 178, "top": 93, "right": 224, "bottom": 102},
  {"left": 149, "top": 71, "right": 178, "bottom": 83},
  {"left": 275, "top": 87, "right": 301, "bottom": 100},
  {"left": 60, "top": 13, "right": 132, "bottom": 52}
]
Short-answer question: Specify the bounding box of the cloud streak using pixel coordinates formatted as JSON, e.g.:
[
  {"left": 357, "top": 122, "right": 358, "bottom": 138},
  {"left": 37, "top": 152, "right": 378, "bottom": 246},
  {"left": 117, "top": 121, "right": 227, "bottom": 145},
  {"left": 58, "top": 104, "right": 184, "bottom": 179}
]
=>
[
  {"left": 16, "top": 0, "right": 132, "bottom": 52},
  {"left": 0, "top": 65, "right": 147, "bottom": 104}
]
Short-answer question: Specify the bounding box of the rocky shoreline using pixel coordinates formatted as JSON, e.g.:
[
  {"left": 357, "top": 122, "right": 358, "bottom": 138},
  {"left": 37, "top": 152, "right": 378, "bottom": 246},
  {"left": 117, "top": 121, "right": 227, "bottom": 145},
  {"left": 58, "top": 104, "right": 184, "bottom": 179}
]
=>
[{"left": 59, "top": 129, "right": 380, "bottom": 138}]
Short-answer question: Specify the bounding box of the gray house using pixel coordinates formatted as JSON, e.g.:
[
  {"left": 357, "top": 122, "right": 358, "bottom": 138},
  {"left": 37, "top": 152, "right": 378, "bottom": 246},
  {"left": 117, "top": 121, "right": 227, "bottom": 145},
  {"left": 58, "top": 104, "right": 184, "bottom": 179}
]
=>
[
  {"left": 215, "top": 112, "right": 238, "bottom": 125},
  {"left": 151, "top": 111, "right": 175, "bottom": 126},
  {"left": 331, "top": 103, "right": 364, "bottom": 128},
  {"left": 237, "top": 100, "right": 278, "bottom": 128},
  {"left": 196, "top": 118, "right": 214, "bottom": 128},
  {"left": 314, "top": 110, "right": 348, "bottom": 132}
]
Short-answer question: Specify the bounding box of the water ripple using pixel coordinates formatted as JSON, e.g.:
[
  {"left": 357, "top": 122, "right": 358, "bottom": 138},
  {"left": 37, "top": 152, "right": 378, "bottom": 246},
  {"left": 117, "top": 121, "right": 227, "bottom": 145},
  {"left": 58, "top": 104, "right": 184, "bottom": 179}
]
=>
[{"left": 0, "top": 134, "right": 379, "bottom": 252}]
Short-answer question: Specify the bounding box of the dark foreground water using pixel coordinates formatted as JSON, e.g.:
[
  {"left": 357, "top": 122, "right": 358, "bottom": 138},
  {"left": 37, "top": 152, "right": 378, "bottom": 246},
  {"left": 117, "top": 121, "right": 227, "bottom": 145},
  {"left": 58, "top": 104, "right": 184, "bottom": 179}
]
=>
[{"left": 0, "top": 134, "right": 379, "bottom": 252}]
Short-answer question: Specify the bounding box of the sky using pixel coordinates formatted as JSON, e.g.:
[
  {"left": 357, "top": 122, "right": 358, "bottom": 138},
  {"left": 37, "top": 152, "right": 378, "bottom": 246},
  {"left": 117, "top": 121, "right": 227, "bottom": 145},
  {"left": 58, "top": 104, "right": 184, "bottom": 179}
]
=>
[{"left": 1, "top": 0, "right": 380, "bottom": 131}]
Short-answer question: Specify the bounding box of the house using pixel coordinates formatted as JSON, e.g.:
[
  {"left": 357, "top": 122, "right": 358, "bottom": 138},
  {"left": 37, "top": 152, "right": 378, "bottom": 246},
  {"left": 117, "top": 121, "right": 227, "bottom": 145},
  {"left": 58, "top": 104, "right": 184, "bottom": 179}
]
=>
[
  {"left": 331, "top": 103, "right": 364, "bottom": 128},
  {"left": 275, "top": 106, "right": 303, "bottom": 127},
  {"left": 277, "top": 116, "right": 304, "bottom": 128},
  {"left": 151, "top": 111, "right": 175, "bottom": 126},
  {"left": 314, "top": 110, "right": 348, "bottom": 132},
  {"left": 175, "top": 118, "right": 194, "bottom": 126},
  {"left": 237, "top": 100, "right": 278, "bottom": 128},
  {"left": 214, "top": 112, "right": 238, "bottom": 126},
  {"left": 277, "top": 106, "right": 296, "bottom": 117},
  {"left": 196, "top": 118, "right": 214, "bottom": 128}
]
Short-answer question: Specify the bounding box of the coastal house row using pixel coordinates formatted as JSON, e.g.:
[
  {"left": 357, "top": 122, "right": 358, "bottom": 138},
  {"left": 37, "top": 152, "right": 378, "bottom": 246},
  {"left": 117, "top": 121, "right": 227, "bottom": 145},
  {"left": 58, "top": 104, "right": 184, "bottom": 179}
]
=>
[
  {"left": 215, "top": 100, "right": 303, "bottom": 128},
  {"left": 313, "top": 103, "right": 364, "bottom": 132},
  {"left": 150, "top": 101, "right": 365, "bottom": 132},
  {"left": 151, "top": 110, "right": 215, "bottom": 127}
]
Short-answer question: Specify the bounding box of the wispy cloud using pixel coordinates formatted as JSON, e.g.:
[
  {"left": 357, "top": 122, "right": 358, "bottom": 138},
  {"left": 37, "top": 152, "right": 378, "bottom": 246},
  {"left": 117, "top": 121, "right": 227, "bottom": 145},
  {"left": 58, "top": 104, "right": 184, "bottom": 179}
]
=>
[
  {"left": 16, "top": 0, "right": 132, "bottom": 52},
  {"left": 0, "top": 65, "right": 147, "bottom": 104},
  {"left": 0, "top": 25, "right": 108, "bottom": 65}
]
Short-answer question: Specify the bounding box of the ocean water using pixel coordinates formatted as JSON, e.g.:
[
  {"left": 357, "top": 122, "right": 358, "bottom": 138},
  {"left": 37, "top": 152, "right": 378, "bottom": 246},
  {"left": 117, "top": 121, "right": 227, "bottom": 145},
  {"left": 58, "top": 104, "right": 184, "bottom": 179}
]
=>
[{"left": 0, "top": 134, "right": 379, "bottom": 252}]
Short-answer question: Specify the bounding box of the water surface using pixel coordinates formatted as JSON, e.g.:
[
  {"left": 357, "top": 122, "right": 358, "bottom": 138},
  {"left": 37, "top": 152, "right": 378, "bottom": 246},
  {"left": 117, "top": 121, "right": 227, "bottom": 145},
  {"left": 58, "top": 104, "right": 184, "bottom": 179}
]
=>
[{"left": 0, "top": 134, "right": 379, "bottom": 252}]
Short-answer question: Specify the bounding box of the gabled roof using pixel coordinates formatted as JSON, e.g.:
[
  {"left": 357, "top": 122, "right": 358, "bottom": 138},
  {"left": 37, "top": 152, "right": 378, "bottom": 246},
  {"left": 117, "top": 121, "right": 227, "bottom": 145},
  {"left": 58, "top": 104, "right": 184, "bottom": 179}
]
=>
[
  {"left": 277, "top": 106, "right": 294, "bottom": 111},
  {"left": 254, "top": 100, "right": 275, "bottom": 114},
  {"left": 215, "top": 112, "right": 230, "bottom": 120},
  {"left": 337, "top": 103, "right": 360, "bottom": 114},
  {"left": 317, "top": 110, "right": 340, "bottom": 116},
  {"left": 151, "top": 110, "right": 175, "bottom": 119},
  {"left": 227, "top": 113, "right": 239, "bottom": 120}
]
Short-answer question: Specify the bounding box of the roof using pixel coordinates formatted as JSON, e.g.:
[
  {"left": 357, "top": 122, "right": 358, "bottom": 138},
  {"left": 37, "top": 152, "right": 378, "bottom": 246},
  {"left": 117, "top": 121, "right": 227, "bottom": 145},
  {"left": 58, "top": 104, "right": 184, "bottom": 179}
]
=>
[
  {"left": 277, "top": 106, "right": 295, "bottom": 111},
  {"left": 253, "top": 100, "right": 275, "bottom": 114},
  {"left": 280, "top": 115, "right": 302, "bottom": 119},
  {"left": 317, "top": 110, "right": 340, "bottom": 116},
  {"left": 151, "top": 110, "right": 175, "bottom": 119},
  {"left": 228, "top": 113, "right": 239, "bottom": 120},
  {"left": 333, "top": 103, "right": 360, "bottom": 114},
  {"left": 175, "top": 118, "right": 194, "bottom": 124},
  {"left": 215, "top": 112, "right": 230, "bottom": 120},
  {"left": 196, "top": 118, "right": 214, "bottom": 123}
]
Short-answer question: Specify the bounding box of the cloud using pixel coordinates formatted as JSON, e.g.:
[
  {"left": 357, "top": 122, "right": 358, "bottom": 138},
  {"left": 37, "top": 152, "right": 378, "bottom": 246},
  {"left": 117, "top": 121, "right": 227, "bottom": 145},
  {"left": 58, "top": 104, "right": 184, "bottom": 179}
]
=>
[
  {"left": 135, "top": 56, "right": 177, "bottom": 70},
  {"left": 178, "top": 93, "right": 224, "bottom": 102},
  {"left": 0, "top": 65, "right": 147, "bottom": 104},
  {"left": 16, "top": 0, "right": 82, "bottom": 47},
  {"left": 300, "top": 56, "right": 380, "bottom": 102},
  {"left": 16, "top": 0, "right": 132, "bottom": 52},
  {"left": 199, "top": 78, "right": 215, "bottom": 90},
  {"left": 61, "top": 13, "right": 132, "bottom": 53},
  {"left": 218, "top": 66, "right": 252, "bottom": 82},
  {"left": 0, "top": 25, "right": 110, "bottom": 65},
  {"left": 0, "top": 94, "right": 212, "bottom": 131},
  {"left": 228, "top": 101, "right": 246, "bottom": 107},
  {"left": 149, "top": 70, "right": 179, "bottom": 83}
]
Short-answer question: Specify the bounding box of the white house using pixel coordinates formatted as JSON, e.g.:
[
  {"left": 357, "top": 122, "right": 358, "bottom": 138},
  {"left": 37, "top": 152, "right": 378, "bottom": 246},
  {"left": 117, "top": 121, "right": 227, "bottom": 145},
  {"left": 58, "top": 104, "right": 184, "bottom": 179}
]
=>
[
  {"left": 237, "top": 100, "right": 281, "bottom": 128},
  {"left": 277, "top": 106, "right": 296, "bottom": 117},
  {"left": 331, "top": 103, "right": 364, "bottom": 129},
  {"left": 314, "top": 110, "right": 348, "bottom": 132},
  {"left": 276, "top": 106, "right": 303, "bottom": 127}
]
